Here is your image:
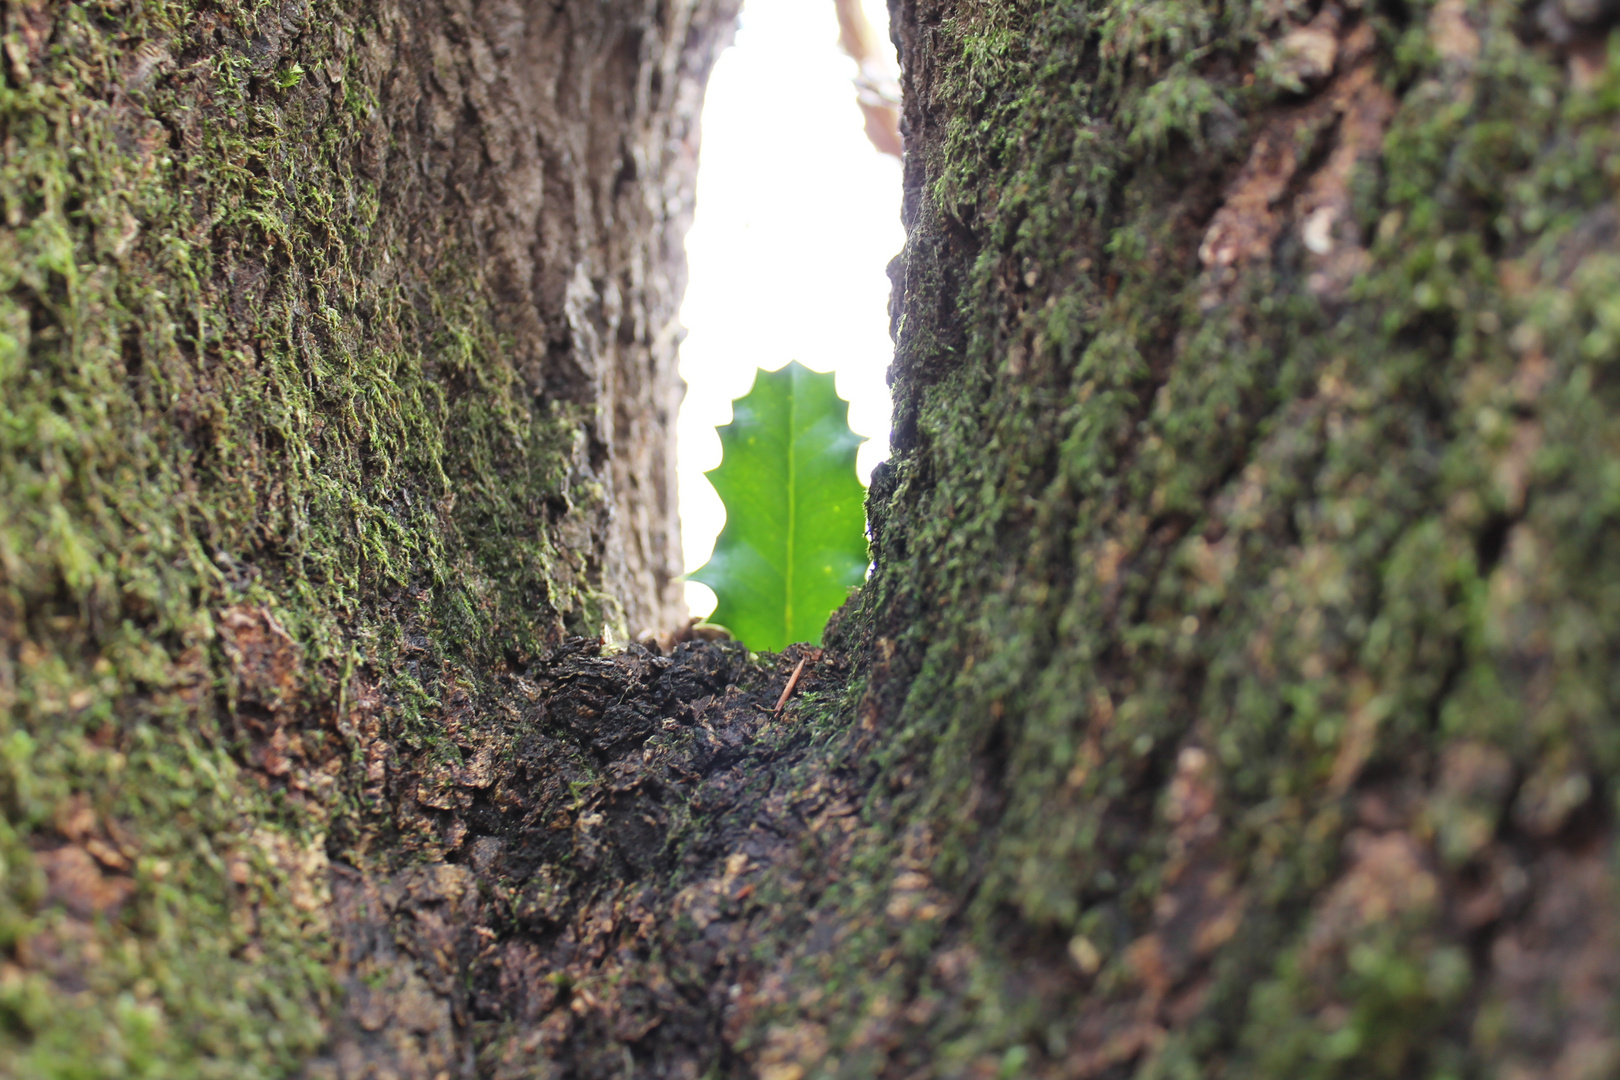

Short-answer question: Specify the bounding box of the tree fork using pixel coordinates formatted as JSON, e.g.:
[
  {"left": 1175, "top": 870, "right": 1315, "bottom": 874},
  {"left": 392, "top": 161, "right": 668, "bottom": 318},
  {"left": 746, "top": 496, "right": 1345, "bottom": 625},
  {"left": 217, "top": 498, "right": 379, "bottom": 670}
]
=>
[{"left": 3, "top": 0, "right": 1620, "bottom": 1078}]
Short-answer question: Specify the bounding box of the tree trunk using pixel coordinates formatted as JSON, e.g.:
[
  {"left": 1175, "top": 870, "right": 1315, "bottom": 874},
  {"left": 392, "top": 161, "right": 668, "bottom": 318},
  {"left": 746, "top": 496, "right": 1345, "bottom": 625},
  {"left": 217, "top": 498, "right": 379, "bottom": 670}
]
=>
[
  {"left": 4, "top": 0, "right": 1619, "bottom": 1077},
  {"left": 0, "top": 0, "right": 734, "bottom": 1074}
]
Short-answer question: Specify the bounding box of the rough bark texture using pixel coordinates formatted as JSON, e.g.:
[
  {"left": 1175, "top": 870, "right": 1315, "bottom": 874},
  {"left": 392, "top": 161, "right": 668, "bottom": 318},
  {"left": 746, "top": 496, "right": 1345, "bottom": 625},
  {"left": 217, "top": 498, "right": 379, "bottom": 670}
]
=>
[
  {"left": 0, "top": 0, "right": 732, "bottom": 1074},
  {"left": 792, "top": 0, "right": 1620, "bottom": 1073},
  {"left": 5, "top": 0, "right": 1620, "bottom": 1076}
]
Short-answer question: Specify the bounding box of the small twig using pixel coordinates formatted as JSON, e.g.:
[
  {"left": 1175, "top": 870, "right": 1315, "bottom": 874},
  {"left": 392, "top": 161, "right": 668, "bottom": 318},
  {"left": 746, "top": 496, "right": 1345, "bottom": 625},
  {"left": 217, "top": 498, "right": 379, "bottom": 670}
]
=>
[{"left": 773, "top": 655, "right": 811, "bottom": 715}]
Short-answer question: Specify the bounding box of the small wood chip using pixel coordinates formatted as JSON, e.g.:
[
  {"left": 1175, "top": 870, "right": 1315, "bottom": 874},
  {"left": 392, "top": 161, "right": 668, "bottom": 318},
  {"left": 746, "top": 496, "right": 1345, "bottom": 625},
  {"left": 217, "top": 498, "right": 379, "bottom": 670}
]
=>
[{"left": 774, "top": 655, "right": 811, "bottom": 715}]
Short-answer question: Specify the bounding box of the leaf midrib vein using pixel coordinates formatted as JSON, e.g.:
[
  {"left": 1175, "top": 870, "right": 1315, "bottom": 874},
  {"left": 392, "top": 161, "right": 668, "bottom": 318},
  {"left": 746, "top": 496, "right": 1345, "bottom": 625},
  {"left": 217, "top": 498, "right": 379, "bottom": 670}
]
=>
[{"left": 784, "top": 374, "right": 796, "bottom": 644}]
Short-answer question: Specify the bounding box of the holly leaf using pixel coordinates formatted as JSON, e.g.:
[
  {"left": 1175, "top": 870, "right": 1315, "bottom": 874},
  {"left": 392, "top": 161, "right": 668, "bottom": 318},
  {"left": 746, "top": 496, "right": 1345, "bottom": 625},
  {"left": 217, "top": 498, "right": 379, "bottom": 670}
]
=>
[{"left": 689, "top": 362, "right": 869, "bottom": 652}]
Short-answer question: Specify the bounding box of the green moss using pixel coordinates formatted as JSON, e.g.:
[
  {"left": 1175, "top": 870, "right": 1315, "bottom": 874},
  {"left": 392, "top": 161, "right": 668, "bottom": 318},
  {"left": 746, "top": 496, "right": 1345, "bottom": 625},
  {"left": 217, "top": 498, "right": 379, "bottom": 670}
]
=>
[{"left": 757, "top": 0, "right": 1620, "bottom": 1073}]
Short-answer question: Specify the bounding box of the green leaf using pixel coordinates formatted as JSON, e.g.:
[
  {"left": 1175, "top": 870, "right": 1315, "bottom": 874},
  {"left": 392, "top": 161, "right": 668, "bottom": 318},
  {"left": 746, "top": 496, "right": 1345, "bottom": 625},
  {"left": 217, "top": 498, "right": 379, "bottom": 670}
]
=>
[{"left": 689, "top": 362, "right": 869, "bottom": 651}]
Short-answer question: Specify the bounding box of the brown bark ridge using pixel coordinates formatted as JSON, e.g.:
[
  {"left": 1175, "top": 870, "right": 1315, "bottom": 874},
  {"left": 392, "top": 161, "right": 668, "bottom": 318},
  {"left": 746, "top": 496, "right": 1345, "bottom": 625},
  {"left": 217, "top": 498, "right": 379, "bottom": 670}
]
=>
[{"left": 6, "top": 0, "right": 1620, "bottom": 1076}]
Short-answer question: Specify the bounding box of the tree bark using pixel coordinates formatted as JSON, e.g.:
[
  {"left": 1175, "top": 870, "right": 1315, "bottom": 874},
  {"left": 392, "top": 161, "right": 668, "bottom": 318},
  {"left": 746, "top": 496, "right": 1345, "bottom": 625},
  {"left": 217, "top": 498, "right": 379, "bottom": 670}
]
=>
[
  {"left": 0, "top": 0, "right": 734, "bottom": 1074},
  {"left": 5, "top": 0, "right": 1620, "bottom": 1077}
]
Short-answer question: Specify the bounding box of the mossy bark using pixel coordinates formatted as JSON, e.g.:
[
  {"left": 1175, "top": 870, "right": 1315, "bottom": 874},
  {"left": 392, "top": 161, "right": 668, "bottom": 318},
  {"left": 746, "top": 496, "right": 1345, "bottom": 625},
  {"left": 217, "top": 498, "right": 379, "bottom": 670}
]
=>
[
  {"left": 0, "top": 0, "right": 735, "bottom": 1074},
  {"left": 5, "top": 0, "right": 1620, "bottom": 1077},
  {"left": 796, "top": 0, "right": 1620, "bottom": 1073}
]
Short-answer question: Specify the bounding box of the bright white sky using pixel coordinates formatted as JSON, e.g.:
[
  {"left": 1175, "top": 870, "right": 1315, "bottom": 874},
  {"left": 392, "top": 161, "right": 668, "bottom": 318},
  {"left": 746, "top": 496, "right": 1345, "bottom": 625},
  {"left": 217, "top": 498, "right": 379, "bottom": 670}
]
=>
[{"left": 678, "top": 0, "right": 903, "bottom": 618}]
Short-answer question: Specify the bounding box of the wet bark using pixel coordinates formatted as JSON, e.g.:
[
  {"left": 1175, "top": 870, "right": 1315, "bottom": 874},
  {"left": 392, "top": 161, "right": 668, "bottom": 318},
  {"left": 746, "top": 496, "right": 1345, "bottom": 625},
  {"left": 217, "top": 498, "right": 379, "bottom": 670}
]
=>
[{"left": 5, "top": 0, "right": 1620, "bottom": 1077}]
